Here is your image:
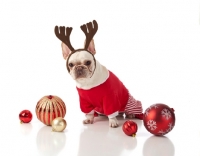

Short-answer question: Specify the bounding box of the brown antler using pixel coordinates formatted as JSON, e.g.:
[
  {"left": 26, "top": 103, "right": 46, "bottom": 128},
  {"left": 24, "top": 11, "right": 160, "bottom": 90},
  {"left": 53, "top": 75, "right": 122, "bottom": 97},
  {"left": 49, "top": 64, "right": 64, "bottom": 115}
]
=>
[
  {"left": 80, "top": 20, "right": 98, "bottom": 49},
  {"left": 54, "top": 26, "right": 75, "bottom": 51}
]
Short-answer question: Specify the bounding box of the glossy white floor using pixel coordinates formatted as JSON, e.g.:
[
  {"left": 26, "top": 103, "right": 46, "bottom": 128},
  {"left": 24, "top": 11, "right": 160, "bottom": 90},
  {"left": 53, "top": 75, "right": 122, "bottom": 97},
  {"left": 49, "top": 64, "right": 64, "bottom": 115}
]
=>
[
  {"left": 1, "top": 0, "right": 200, "bottom": 155},
  {"left": 2, "top": 108, "right": 200, "bottom": 156}
]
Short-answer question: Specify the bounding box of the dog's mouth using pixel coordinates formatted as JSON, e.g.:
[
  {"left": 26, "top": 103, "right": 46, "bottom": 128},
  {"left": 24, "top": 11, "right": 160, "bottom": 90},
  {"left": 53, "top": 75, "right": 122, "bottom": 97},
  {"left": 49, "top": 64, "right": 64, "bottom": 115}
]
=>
[{"left": 75, "top": 71, "right": 87, "bottom": 79}]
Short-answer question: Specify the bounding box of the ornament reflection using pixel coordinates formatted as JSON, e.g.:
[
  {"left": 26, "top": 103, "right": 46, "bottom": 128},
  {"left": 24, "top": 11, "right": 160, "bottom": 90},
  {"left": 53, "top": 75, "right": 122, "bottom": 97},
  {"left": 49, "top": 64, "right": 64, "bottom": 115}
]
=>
[
  {"left": 36, "top": 126, "right": 66, "bottom": 156},
  {"left": 143, "top": 136, "right": 175, "bottom": 156}
]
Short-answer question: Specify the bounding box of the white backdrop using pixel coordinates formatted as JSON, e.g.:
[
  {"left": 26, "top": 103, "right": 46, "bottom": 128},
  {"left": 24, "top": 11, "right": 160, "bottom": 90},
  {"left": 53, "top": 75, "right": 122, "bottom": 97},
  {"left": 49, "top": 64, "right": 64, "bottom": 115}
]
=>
[{"left": 0, "top": 0, "right": 200, "bottom": 155}]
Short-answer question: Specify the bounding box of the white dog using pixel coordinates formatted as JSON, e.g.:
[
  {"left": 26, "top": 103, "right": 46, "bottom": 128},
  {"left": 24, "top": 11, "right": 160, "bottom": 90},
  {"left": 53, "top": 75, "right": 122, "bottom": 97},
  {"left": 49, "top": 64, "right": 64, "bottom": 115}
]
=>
[{"left": 55, "top": 20, "right": 143, "bottom": 128}]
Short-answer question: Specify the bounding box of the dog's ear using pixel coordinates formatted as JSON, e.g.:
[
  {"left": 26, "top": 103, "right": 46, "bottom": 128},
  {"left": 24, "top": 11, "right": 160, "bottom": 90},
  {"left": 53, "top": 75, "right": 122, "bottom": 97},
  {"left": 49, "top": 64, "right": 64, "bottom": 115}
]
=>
[
  {"left": 85, "top": 39, "right": 96, "bottom": 55},
  {"left": 61, "top": 42, "right": 72, "bottom": 60}
]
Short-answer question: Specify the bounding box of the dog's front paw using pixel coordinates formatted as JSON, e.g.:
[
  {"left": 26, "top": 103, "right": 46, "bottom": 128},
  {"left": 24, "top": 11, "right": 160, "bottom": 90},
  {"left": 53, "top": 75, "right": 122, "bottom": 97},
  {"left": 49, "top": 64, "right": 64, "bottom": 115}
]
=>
[
  {"left": 83, "top": 114, "right": 94, "bottom": 124},
  {"left": 109, "top": 117, "right": 119, "bottom": 128},
  {"left": 83, "top": 118, "right": 94, "bottom": 124}
]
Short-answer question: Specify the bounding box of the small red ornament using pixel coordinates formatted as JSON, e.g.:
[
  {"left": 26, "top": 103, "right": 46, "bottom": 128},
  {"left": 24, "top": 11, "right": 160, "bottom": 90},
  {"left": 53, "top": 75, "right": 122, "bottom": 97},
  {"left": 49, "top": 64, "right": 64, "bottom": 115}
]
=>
[
  {"left": 143, "top": 103, "right": 175, "bottom": 136},
  {"left": 122, "top": 120, "right": 138, "bottom": 137},
  {"left": 35, "top": 95, "right": 66, "bottom": 126},
  {"left": 19, "top": 110, "right": 32, "bottom": 123}
]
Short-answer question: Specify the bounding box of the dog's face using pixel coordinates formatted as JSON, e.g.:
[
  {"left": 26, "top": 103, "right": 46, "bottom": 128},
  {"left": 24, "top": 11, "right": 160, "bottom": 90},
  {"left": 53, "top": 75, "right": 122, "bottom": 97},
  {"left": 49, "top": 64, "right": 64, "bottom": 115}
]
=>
[
  {"left": 61, "top": 39, "right": 96, "bottom": 81},
  {"left": 67, "top": 51, "right": 96, "bottom": 80}
]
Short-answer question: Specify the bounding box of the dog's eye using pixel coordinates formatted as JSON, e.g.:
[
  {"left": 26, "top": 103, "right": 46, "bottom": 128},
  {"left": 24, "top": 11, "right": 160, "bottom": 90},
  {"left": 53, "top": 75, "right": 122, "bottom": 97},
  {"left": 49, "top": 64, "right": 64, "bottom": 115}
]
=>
[
  {"left": 85, "top": 61, "right": 91, "bottom": 66},
  {"left": 69, "top": 63, "right": 74, "bottom": 67}
]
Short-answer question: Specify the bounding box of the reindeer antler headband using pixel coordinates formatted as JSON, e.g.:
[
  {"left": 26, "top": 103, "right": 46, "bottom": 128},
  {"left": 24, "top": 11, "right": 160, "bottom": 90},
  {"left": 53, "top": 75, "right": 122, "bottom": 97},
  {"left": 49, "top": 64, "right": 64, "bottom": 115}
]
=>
[
  {"left": 54, "top": 20, "right": 98, "bottom": 73},
  {"left": 54, "top": 20, "right": 98, "bottom": 52}
]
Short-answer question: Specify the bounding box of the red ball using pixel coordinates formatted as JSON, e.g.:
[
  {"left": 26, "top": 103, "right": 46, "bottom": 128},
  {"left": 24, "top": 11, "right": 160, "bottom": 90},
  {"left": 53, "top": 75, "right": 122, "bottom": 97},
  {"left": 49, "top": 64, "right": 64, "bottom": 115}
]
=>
[
  {"left": 19, "top": 110, "right": 32, "bottom": 123},
  {"left": 143, "top": 103, "right": 175, "bottom": 136},
  {"left": 122, "top": 120, "right": 138, "bottom": 137}
]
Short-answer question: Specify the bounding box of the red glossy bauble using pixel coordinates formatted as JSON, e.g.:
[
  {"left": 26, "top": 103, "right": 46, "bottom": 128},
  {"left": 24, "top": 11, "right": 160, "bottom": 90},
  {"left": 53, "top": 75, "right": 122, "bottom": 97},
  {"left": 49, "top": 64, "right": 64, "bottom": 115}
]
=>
[
  {"left": 143, "top": 103, "right": 175, "bottom": 136},
  {"left": 122, "top": 120, "right": 138, "bottom": 137},
  {"left": 35, "top": 95, "right": 66, "bottom": 126},
  {"left": 19, "top": 110, "right": 33, "bottom": 123}
]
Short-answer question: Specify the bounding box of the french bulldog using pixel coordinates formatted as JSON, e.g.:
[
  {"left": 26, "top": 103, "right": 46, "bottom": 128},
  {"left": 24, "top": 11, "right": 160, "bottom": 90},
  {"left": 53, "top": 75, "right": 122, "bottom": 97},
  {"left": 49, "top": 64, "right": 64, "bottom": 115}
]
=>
[{"left": 55, "top": 20, "right": 143, "bottom": 128}]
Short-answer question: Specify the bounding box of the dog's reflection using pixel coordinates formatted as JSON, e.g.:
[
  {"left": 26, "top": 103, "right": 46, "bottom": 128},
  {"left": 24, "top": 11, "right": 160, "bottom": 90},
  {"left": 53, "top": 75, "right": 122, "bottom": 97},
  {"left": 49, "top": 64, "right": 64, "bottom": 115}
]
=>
[
  {"left": 77, "top": 116, "right": 138, "bottom": 156},
  {"left": 36, "top": 126, "right": 66, "bottom": 156},
  {"left": 143, "top": 136, "right": 175, "bottom": 156}
]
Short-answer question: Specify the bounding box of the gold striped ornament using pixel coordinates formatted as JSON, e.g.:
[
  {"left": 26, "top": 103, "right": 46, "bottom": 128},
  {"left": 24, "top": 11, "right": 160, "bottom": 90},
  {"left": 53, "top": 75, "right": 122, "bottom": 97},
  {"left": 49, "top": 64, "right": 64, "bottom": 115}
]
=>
[{"left": 35, "top": 95, "right": 66, "bottom": 126}]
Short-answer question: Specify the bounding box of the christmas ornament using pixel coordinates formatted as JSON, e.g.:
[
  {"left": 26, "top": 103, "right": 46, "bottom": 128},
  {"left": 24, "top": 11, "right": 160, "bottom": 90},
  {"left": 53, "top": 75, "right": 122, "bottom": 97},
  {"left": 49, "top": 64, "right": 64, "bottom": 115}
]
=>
[
  {"left": 143, "top": 103, "right": 175, "bottom": 136},
  {"left": 52, "top": 117, "right": 67, "bottom": 132},
  {"left": 35, "top": 95, "right": 66, "bottom": 126},
  {"left": 19, "top": 110, "right": 32, "bottom": 123},
  {"left": 122, "top": 120, "right": 138, "bottom": 137}
]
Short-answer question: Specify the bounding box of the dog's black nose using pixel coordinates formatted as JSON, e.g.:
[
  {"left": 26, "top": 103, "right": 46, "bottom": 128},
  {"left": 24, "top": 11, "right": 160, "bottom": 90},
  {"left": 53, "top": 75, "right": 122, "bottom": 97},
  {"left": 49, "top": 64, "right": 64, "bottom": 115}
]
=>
[
  {"left": 76, "top": 66, "right": 84, "bottom": 76},
  {"left": 76, "top": 66, "right": 84, "bottom": 70}
]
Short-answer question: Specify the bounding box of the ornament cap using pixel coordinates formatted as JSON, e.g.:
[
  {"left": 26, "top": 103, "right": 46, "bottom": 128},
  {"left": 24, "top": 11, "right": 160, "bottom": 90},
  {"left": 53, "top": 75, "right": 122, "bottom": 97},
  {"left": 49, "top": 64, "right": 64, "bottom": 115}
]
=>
[{"left": 48, "top": 95, "right": 53, "bottom": 99}]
